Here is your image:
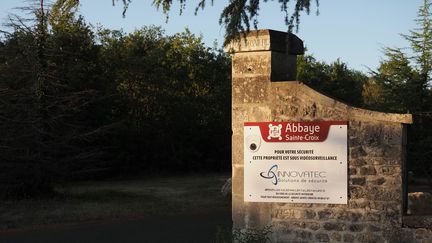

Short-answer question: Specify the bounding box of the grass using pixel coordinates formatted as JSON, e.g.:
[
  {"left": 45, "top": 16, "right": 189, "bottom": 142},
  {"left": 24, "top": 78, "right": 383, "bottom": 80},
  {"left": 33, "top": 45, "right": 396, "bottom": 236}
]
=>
[{"left": 0, "top": 173, "right": 231, "bottom": 230}]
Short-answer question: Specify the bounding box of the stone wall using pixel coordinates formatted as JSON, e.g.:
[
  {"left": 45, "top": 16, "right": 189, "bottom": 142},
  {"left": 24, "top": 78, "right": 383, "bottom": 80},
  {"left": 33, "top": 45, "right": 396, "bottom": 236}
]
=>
[{"left": 227, "top": 30, "right": 430, "bottom": 243}]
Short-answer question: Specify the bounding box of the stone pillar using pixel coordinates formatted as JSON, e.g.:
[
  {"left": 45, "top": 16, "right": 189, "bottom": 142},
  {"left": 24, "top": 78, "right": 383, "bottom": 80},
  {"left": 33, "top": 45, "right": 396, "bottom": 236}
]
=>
[{"left": 226, "top": 30, "right": 304, "bottom": 229}]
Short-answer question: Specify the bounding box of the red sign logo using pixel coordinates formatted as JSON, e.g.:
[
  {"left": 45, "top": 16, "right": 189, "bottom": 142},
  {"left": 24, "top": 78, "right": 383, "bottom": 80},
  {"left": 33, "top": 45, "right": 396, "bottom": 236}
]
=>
[{"left": 245, "top": 121, "right": 347, "bottom": 142}]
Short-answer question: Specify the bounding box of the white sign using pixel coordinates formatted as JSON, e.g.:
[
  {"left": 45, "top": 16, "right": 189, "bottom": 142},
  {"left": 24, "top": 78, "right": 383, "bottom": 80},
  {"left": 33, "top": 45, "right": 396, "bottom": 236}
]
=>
[{"left": 244, "top": 121, "right": 348, "bottom": 204}]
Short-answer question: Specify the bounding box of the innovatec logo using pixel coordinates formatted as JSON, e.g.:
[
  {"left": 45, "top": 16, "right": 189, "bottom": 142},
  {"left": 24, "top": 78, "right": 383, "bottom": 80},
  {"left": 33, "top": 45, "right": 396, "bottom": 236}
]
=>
[
  {"left": 260, "top": 164, "right": 278, "bottom": 185},
  {"left": 260, "top": 164, "right": 328, "bottom": 186}
]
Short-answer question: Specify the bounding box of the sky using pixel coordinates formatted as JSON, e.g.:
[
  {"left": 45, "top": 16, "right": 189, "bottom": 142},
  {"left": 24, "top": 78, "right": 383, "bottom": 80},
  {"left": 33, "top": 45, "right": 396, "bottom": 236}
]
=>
[{"left": 0, "top": 0, "right": 424, "bottom": 73}]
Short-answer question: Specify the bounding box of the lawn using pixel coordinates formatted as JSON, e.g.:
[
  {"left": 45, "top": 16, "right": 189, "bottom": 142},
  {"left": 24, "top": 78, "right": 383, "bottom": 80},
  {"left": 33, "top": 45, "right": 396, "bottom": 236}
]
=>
[{"left": 0, "top": 173, "right": 231, "bottom": 231}]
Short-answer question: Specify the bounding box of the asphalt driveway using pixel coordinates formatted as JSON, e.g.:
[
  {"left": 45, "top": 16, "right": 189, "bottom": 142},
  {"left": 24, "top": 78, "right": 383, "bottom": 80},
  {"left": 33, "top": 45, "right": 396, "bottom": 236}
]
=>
[{"left": 0, "top": 209, "right": 231, "bottom": 243}]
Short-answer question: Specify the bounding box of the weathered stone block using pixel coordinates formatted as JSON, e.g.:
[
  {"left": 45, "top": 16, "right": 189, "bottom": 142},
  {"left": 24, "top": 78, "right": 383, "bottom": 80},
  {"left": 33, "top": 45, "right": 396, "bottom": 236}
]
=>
[
  {"left": 315, "top": 233, "right": 330, "bottom": 242},
  {"left": 349, "top": 186, "right": 366, "bottom": 199},
  {"left": 383, "top": 177, "right": 402, "bottom": 186},
  {"left": 350, "top": 177, "right": 366, "bottom": 186},
  {"left": 350, "top": 158, "right": 367, "bottom": 166},
  {"left": 350, "top": 146, "right": 367, "bottom": 158},
  {"left": 363, "top": 145, "right": 385, "bottom": 157},
  {"left": 250, "top": 106, "right": 272, "bottom": 121},
  {"left": 348, "top": 211, "right": 363, "bottom": 222},
  {"left": 349, "top": 167, "right": 357, "bottom": 176},
  {"left": 349, "top": 136, "right": 360, "bottom": 146},
  {"left": 333, "top": 210, "right": 348, "bottom": 221},
  {"left": 363, "top": 211, "right": 381, "bottom": 222},
  {"left": 272, "top": 103, "right": 300, "bottom": 118},
  {"left": 384, "top": 206, "right": 402, "bottom": 223},
  {"left": 318, "top": 209, "right": 332, "bottom": 220},
  {"left": 232, "top": 52, "right": 271, "bottom": 78},
  {"left": 274, "top": 221, "right": 295, "bottom": 233},
  {"left": 294, "top": 230, "right": 313, "bottom": 241},
  {"left": 330, "top": 232, "right": 342, "bottom": 241},
  {"left": 384, "top": 228, "right": 416, "bottom": 243},
  {"left": 282, "top": 203, "right": 313, "bottom": 208},
  {"left": 367, "top": 177, "right": 386, "bottom": 186},
  {"left": 360, "top": 123, "right": 384, "bottom": 146},
  {"left": 232, "top": 165, "right": 244, "bottom": 197},
  {"left": 349, "top": 223, "right": 365, "bottom": 232},
  {"left": 367, "top": 224, "right": 381, "bottom": 232},
  {"left": 382, "top": 124, "right": 403, "bottom": 145},
  {"left": 323, "top": 222, "right": 346, "bottom": 231},
  {"left": 359, "top": 166, "right": 377, "bottom": 176},
  {"left": 231, "top": 135, "right": 244, "bottom": 166},
  {"left": 369, "top": 201, "right": 400, "bottom": 212},
  {"left": 306, "top": 222, "right": 321, "bottom": 231},
  {"left": 383, "top": 145, "right": 402, "bottom": 160},
  {"left": 356, "top": 233, "right": 383, "bottom": 243},
  {"left": 348, "top": 199, "right": 370, "bottom": 209},
  {"left": 343, "top": 233, "right": 355, "bottom": 242},
  {"left": 241, "top": 202, "right": 272, "bottom": 228},
  {"left": 366, "top": 186, "right": 401, "bottom": 201},
  {"left": 274, "top": 209, "right": 316, "bottom": 220},
  {"left": 372, "top": 157, "right": 400, "bottom": 166},
  {"left": 378, "top": 165, "right": 401, "bottom": 176},
  {"left": 232, "top": 77, "right": 270, "bottom": 104},
  {"left": 287, "top": 220, "right": 306, "bottom": 230},
  {"left": 232, "top": 106, "right": 248, "bottom": 131},
  {"left": 300, "top": 102, "right": 318, "bottom": 118}
]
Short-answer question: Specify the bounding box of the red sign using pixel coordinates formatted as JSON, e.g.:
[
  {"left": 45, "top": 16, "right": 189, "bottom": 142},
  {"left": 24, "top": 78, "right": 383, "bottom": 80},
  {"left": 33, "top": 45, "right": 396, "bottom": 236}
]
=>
[{"left": 244, "top": 121, "right": 347, "bottom": 142}]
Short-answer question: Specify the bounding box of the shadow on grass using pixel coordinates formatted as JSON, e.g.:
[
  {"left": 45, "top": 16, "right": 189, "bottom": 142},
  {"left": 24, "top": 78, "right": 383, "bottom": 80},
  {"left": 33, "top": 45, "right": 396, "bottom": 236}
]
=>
[
  {"left": 69, "top": 190, "right": 145, "bottom": 202},
  {"left": 0, "top": 173, "right": 231, "bottom": 231}
]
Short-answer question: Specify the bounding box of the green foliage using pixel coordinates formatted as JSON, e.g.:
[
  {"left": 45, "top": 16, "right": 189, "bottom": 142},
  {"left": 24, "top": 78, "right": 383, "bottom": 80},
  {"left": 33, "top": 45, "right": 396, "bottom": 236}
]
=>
[
  {"left": 219, "top": 0, "right": 318, "bottom": 44},
  {"left": 297, "top": 54, "right": 367, "bottom": 107},
  {"left": 365, "top": 48, "right": 421, "bottom": 112},
  {"left": 0, "top": 0, "right": 232, "bottom": 199},
  {"left": 0, "top": 0, "right": 113, "bottom": 198},
  {"left": 402, "top": 0, "right": 432, "bottom": 83},
  {"left": 366, "top": 0, "right": 432, "bottom": 113},
  {"left": 118, "top": 0, "right": 319, "bottom": 45},
  {"left": 365, "top": 0, "right": 432, "bottom": 179},
  {"left": 99, "top": 26, "right": 231, "bottom": 172},
  {"left": 49, "top": 0, "right": 80, "bottom": 27}
]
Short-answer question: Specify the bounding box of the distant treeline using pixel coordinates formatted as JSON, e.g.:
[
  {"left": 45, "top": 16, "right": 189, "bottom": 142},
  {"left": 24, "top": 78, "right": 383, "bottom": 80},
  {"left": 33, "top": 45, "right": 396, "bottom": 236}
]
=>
[
  {"left": 1, "top": 1, "right": 431, "bottom": 198},
  {"left": 0, "top": 3, "right": 233, "bottom": 198}
]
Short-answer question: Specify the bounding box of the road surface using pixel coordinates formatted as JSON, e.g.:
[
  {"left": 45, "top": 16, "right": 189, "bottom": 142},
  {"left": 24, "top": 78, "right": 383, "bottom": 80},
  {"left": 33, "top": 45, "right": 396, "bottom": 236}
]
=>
[{"left": 0, "top": 210, "right": 231, "bottom": 243}]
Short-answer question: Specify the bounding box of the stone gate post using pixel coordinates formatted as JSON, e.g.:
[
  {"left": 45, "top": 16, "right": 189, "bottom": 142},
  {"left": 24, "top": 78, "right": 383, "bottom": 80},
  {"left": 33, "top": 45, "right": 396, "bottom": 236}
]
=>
[{"left": 226, "top": 29, "right": 416, "bottom": 242}]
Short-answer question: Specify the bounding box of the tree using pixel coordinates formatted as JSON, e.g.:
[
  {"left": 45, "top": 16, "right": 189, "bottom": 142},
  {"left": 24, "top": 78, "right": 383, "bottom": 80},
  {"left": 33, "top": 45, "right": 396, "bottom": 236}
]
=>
[
  {"left": 0, "top": 1, "right": 235, "bottom": 198},
  {"left": 366, "top": 0, "right": 432, "bottom": 113},
  {"left": 365, "top": 0, "right": 432, "bottom": 179},
  {"left": 365, "top": 48, "right": 420, "bottom": 112},
  {"left": 403, "top": 0, "right": 432, "bottom": 89},
  {"left": 98, "top": 26, "right": 231, "bottom": 171},
  {"left": 0, "top": 0, "right": 113, "bottom": 198},
  {"left": 401, "top": 0, "right": 432, "bottom": 112},
  {"left": 114, "top": 0, "right": 319, "bottom": 44},
  {"left": 297, "top": 54, "right": 367, "bottom": 107}
]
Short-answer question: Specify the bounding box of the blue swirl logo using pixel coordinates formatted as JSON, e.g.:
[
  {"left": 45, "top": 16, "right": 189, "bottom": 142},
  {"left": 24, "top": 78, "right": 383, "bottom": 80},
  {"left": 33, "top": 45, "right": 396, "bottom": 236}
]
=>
[{"left": 260, "top": 164, "right": 278, "bottom": 185}]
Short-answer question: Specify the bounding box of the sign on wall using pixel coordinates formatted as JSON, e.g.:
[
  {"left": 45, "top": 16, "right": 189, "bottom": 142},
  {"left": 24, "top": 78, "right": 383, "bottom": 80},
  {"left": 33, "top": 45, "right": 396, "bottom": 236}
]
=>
[{"left": 244, "top": 121, "right": 348, "bottom": 204}]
